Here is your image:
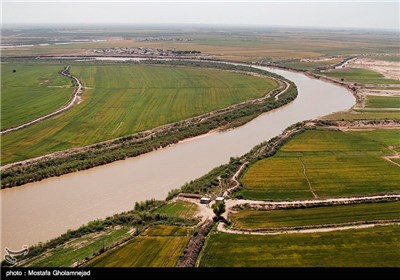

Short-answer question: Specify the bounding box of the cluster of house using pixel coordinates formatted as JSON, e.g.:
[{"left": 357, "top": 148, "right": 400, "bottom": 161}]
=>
[
  {"left": 200, "top": 196, "right": 224, "bottom": 204},
  {"left": 90, "top": 47, "right": 174, "bottom": 56},
  {"left": 90, "top": 47, "right": 200, "bottom": 57},
  {"left": 137, "top": 37, "right": 192, "bottom": 42}
]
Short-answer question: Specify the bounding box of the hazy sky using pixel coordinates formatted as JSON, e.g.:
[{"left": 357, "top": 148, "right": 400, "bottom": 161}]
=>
[{"left": 2, "top": 1, "right": 399, "bottom": 30}]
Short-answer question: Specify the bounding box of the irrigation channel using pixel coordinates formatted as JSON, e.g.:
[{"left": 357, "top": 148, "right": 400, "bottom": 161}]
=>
[{"left": 0, "top": 64, "right": 355, "bottom": 254}]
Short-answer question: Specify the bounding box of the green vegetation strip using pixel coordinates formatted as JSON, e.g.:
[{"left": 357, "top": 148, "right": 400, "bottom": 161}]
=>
[
  {"left": 238, "top": 128, "right": 400, "bottom": 200},
  {"left": 1, "top": 64, "right": 73, "bottom": 130},
  {"left": 85, "top": 225, "right": 191, "bottom": 267},
  {"left": 154, "top": 201, "right": 198, "bottom": 219},
  {"left": 199, "top": 225, "right": 400, "bottom": 267},
  {"left": 1, "top": 61, "right": 297, "bottom": 188},
  {"left": 22, "top": 226, "right": 131, "bottom": 267},
  {"left": 5, "top": 199, "right": 196, "bottom": 267},
  {"left": 2, "top": 62, "right": 277, "bottom": 164},
  {"left": 231, "top": 201, "right": 400, "bottom": 229},
  {"left": 366, "top": 96, "right": 400, "bottom": 109},
  {"left": 319, "top": 68, "right": 400, "bottom": 85}
]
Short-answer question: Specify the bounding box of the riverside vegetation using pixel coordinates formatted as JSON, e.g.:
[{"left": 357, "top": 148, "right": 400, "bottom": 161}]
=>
[
  {"left": 6, "top": 120, "right": 399, "bottom": 267},
  {"left": 1, "top": 60, "right": 297, "bottom": 188}
]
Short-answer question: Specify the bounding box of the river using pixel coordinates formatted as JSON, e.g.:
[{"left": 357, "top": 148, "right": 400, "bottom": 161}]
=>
[{"left": 0, "top": 66, "right": 355, "bottom": 254}]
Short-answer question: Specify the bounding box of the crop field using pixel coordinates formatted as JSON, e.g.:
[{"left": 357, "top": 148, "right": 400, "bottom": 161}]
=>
[
  {"left": 1, "top": 63, "right": 277, "bottom": 164},
  {"left": 154, "top": 201, "right": 198, "bottom": 219},
  {"left": 365, "top": 96, "right": 400, "bottom": 108},
  {"left": 86, "top": 225, "right": 191, "bottom": 267},
  {"left": 319, "top": 68, "right": 400, "bottom": 85},
  {"left": 22, "top": 226, "right": 132, "bottom": 267},
  {"left": 1, "top": 64, "right": 72, "bottom": 130},
  {"left": 238, "top": 129, "right": 400, "bottom": 200},
  {"left": 198, "top": 225, "right": 400, "bottom": 267},
  {"left": 231, "top": 201, "right": 400, "bottom": 229}
]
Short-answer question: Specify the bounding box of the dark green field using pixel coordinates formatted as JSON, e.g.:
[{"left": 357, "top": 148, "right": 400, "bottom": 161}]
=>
[
  {"left": 239, "top": 129, "right": 400, "bottom": 200},
  {"left": 1, "top": 63, "right": 277, "bottom": 164},
  {"left": 231, "top": 201, "right": 400, "bottom": 229},
  {"left": 85, "top": 225, "right": 191, "bottom": 267},
  {"left": 199, "top": 225, "right": 400, "bottom": 267},
  {"left": 1, "top": 64, "right": 72, "bottom": 130}
]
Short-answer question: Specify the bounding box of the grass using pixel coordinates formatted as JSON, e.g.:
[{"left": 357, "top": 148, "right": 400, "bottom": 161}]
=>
[
  {"left": 154, "top": 201, "right": 198, "bottom": 219},
  {"left": 1, "top": 63, "right": 277, "bottom": 164},
  {"left": 238, "top": 129, "right": 400, "bottom": 200},
  {"left": 324, "top": 110, "right": 400, "bottom": 120},
  {"left": 85, "top": 225, "right": 190, "bottom": 267},
  {"left": 365, "top": 96, "right": 400, "bottom": 108},
  {"left": 198, "top": 225, "right": 400, "bottom": 267},
  {"left": 319, "top": 68, "right": 400, "bottom": 85},
  {"left": 22, "top": 226, "right": 132, "bottom": 267},
  {"left": 231, "top": 201, "right": 400, "bottom": 229},
  {"left": 142, "top": 224, "right": 191, "bottom": 236},
  {"left": 1, "top": 64, "right": 72, "bottom": 130}
]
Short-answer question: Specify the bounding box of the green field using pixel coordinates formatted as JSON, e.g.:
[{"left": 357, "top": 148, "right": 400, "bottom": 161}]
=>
[
  {"left": 86, "top": 225, "right": 190, "bottom": 267},
  {"left": 2, "top": 29, "right": 399, "bottom": 62},
  {"left": 1, "top": 63, "right": 277, "bottom": 164},
  {"left": 22, "top": 226, "right": 132, "bottom": 267},
  {"left": 366, "top": 96, "right": 400, "bottom": 108},
  {"left": 238, "top": 129, "right": 400, "bottom": 200},
  {"left": 154, "top": 201, "right": 198, "bottom": 219},
  {"left": 198, "top": 225, "right": 400, "bottom": 267},
  {"left": 324, "top": 110, "right": 400, "bottom": 120},
  {"left": 1, "top": 64, "right": 73, "bottom": 130},
  {"left": 320, "top": 68, "right": 400, "bottom": 85},
  {"left": 231, "top": 201, "right": 400, "bottom": 229}
]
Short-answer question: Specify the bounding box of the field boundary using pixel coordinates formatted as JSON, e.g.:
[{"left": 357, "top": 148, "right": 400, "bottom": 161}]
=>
[
  {"left": 0, "top": 66, "right": 84, "bottom": 134},
  {"left": 217, "top": 220, "right": 399, "bottom": 235},
  {"left": 1, "top": 62, "right": 297, "bottom": 189}
]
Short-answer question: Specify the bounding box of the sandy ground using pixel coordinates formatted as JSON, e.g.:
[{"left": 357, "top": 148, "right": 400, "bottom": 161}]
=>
[{"left": 348, "top": 58, "right": 400, "bottom": 81}]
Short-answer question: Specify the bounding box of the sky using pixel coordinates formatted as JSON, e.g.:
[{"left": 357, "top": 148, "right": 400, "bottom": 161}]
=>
[{"left": 2, "top": 1, "right": 399, "bottom": 31}]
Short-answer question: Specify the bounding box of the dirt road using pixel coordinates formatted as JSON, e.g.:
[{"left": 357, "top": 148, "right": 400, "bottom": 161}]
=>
[{"left": 1, "top": 66, "right": 83, "bottom": 135}]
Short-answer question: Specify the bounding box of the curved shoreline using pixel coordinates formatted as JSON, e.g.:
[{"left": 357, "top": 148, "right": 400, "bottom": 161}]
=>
[
  {"left": 1, "top": 62, "right": 296, "bottom": 188},
  {"left": 0, "top": 66, "right": 84, "bottom": 135}
]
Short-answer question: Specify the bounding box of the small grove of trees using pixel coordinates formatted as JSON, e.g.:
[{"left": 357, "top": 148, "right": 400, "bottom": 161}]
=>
[{"left": 212, "top": 202, "right": 225, "bottom": 218}]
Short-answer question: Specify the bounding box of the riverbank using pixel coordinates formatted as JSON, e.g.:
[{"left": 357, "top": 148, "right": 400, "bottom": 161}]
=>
[
  {"left": 7, "top": 119, "right": 399, "bottom": 267},
  {"left": 1, "top": 61, "right": 296, "bottom": 189},
  {"left": 0, "top": 62, "right": 355, "bottom": 258}
]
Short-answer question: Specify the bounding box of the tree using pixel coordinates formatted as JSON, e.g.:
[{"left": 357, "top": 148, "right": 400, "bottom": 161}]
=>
[{"left": 212, "top": 202, "right": 225, "bottom": 218}]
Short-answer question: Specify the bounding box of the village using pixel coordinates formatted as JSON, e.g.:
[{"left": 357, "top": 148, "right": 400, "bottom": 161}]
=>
[{"left": 89, "top": 47, "right": 201, "bottom": 57}]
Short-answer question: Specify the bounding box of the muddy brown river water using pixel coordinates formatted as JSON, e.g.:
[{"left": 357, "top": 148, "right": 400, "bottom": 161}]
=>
[{"left": 0, "top": 66, "right": 355, "bottom": 255}]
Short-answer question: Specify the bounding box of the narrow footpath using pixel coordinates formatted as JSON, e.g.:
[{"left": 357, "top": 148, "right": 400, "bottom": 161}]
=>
[{"left": 1, "top": 66, "right": 83, "bottom": 135}]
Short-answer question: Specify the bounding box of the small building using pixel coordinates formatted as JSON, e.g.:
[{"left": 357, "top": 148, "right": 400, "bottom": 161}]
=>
[
  {"left": 200, "top": 197, "right": 211, "bottom": 204},
  {"left": 215, "top": 197, "right": 225, "bottom": 204}
]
